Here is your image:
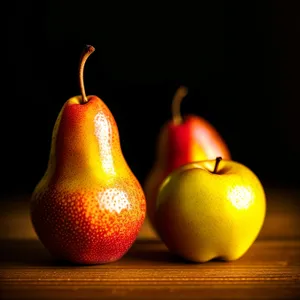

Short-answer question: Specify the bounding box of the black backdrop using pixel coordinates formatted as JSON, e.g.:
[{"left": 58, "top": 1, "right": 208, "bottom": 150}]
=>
[{"left": 3, "top": 1, "right": 300, "bottom": 197}]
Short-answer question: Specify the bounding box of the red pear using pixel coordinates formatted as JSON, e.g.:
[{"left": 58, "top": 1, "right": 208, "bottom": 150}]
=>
[{"left": 144, "top": 86, "right": 231, "bottom": 231}]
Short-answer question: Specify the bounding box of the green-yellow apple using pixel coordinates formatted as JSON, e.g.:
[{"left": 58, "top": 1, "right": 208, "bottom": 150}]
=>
[{"left": 155, "top": 157, "right": 266, "bottom": 263}]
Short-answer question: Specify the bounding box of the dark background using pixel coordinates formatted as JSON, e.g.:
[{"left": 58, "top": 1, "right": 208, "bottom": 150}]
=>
[{"left": 3, "top": 1, "right": 300, "bottom": 197}]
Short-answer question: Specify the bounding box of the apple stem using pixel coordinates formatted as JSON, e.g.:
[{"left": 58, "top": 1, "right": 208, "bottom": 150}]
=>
[
  {"left": 172, "top": 86, "right": 188, "bottom": 125},
  {"left": 213, "top": 157, "right": 222, "bottom": 174},
  {"left": 79, "top": 45, "right": 95, "bottom": 104}
]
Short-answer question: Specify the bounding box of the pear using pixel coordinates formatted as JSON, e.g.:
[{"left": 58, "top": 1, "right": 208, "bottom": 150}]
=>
[
  {"left": 144, "top": 86, "right": 231, "bottom": 232},
  {"left": 30, "top": 45, "right": 146, "bottom": 265}
]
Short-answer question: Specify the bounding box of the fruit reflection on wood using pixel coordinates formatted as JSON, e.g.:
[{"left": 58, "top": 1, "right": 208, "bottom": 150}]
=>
[{"left": 30, "top": 45, "right": 146, "bottom": 265}]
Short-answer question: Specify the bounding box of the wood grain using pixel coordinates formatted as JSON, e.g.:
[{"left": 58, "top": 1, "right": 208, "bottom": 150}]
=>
[{"left": 1, "top": 187, "right": 300, "bottom": 299}]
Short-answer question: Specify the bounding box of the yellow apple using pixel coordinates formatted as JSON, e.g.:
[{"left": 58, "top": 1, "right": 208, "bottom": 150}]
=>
[{"left": 155, "top": 157, "right": 266, "bottom": 262}]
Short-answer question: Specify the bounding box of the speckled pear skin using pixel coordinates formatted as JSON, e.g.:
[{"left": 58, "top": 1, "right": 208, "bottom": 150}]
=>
[{"left": 30, "top": 95, "right": 146, "bottom": 265}]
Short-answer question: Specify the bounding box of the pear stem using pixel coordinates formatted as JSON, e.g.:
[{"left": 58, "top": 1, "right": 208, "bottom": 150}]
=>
[
  {"left": 213, "top": 157, "right": 222, "bottom": 174},
  {"left": 172, "top": 86, "right": 188, "bottom": 125},
  {"left": 79, "top": 45, "right": 95, "bottom": 104}
]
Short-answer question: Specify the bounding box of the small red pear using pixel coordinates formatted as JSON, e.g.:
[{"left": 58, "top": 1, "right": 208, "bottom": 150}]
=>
[{"left": 144, "top": 86, "right": 231, "bottom": 230}]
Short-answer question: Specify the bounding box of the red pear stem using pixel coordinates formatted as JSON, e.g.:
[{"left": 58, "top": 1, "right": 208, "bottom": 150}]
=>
[
  {"left": 213, "top": 157, "right": 222, "bottom": 174},
  {"left": 172, "top": 86, "right": 188, "bottom": 125},
  {"left": 79, "top": 45, "right": 95, "bottom": 104}
]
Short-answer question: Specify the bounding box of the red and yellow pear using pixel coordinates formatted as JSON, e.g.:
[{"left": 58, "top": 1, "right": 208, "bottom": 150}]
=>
[
  {"left": 144, "top": 86, "right": 231, "bottom": 230},
  {"left": 30, "top": 45, "right": 146, "bottom": 265}
]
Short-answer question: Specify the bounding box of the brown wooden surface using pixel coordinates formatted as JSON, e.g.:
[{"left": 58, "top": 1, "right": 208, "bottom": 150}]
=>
[{"left": 0, "top": 188, "right": 300, "bottom": 299}]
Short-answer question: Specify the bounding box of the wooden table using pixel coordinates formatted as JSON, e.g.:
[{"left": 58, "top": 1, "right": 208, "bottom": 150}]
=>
[{"left": 1, "top": 188, "right": 300, "bottom": 299}]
